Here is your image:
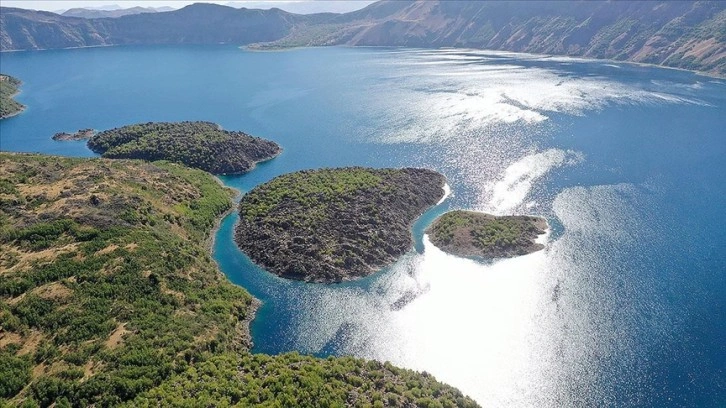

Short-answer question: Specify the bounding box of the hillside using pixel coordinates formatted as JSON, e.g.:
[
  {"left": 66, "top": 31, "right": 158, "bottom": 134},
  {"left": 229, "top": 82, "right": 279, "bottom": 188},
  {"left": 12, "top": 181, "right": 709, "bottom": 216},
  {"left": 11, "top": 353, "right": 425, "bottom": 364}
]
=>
[
  {"left": 1, "top": 1, "right": 724, "bottom": 75},
  {"left": 265, "top": 0, "right": 726, "bottom": 76},
  {"left": 0, "top": 153, "right": 478, "bottom": 407},
  {"left": 0, "top": 4, "right": 307, "bottom": 49},
  {"left": 0, "top": 74, "right": 25, "bottom": 119},
  {"left": 0, "top": 154, "right": 252, "bottom": 405},
  {"left": 236, "top": 167, "right": 445, "bottom": 283},
  {"left": 86, "top": 121, "right": 281, "bottom": 175}
]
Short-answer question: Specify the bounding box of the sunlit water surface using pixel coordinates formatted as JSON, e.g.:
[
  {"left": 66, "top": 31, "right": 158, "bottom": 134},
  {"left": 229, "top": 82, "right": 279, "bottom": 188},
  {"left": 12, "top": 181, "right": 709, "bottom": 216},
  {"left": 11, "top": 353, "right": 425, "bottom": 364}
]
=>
[{"left": 1, "top": 46, "right": 724, "bottom": 406}]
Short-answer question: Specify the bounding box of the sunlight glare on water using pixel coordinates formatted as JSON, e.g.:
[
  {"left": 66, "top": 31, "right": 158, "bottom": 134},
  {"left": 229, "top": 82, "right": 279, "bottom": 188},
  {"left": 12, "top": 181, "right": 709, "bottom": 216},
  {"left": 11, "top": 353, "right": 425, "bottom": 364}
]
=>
[
  {"left": 248, "top": 50, "right": 723, "bottom": 406},
  {"left": 290, "top": 151, "right": 618, "bottom": 406}
]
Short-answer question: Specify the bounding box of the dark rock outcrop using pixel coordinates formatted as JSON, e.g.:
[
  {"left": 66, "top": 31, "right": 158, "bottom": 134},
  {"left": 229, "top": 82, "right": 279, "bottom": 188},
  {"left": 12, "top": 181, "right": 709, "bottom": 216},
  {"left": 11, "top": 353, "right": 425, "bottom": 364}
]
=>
[
  {"left": 52, "top": 128, "right": 96, "bottom": 141},
  {"left": 235, "top": 167, "right": 445, "bottom": 283}
]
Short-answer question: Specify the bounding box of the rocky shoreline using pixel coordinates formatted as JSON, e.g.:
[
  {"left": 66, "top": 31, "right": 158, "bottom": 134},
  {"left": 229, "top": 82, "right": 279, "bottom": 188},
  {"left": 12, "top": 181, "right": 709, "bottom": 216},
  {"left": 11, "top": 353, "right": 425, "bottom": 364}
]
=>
[
  {"left": 235, "top": 167, "right": 446, "bottom": 283},
  {"left": 52, "top": 128, "right": 97, "bottom": 141},
  {"left": 0, "top": 74, "right": 25, "bottom": 119},
  {"left": 427, "top": 210, "right": 548, "bottom": 259}
]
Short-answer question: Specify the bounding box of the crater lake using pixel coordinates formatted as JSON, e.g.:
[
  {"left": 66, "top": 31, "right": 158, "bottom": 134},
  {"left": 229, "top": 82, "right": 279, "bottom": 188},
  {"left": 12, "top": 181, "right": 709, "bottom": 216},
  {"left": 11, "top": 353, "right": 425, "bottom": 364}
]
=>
[{"left": 1, "top": 45, "right": 724, "bottom": 407}]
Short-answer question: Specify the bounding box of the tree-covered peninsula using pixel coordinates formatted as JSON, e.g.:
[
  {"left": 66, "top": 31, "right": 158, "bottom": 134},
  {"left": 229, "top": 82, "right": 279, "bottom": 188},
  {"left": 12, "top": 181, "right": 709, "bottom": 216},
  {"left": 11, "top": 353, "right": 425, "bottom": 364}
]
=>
[
  {"left": 86, "top": 121, "right": 281, "bottom": 174},
  {"left": 0, "top": 153, "right": 477, "bottom": 407},
  {"left": 427, "top": 210, "right": 548, "bottom": 259},
  {"left": 0, "top": 74, "right": 25, "bottom": 119},
  {"left": 236, "top": 167, "right": 446, "bottom": 283}
]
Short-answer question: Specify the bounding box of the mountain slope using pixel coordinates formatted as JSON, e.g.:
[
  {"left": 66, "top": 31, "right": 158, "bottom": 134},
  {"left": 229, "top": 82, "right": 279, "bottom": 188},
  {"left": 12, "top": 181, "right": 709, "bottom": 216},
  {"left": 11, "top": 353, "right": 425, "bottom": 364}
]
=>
[
  {"left": 0, "top": 4, "right": 304, "bottom": 50},
  {"left": 269, "top": 0, "right": 726, "bottom": 75},
  {"left": 0, "top": 8, "right": 112, "bottom": 50},
  {"left": 1, "top": 1, "right": 724, "bottom": 75}
]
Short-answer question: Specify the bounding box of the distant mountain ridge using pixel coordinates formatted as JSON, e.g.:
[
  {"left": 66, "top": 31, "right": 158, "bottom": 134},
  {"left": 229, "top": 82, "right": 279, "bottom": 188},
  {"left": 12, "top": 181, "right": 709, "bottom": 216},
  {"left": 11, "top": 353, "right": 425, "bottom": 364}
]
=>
[
  {"left": 61, "top": 6, "right": 174, "bottom": 19},
  {"left": 281, "top": 0, "right": 726, "bottom": 76},
  {"left": 1, "top": 1, "right": 724, "bottom": 76},
  {"left": 0, "top": 4, "right": 305, "bottom": 50}
]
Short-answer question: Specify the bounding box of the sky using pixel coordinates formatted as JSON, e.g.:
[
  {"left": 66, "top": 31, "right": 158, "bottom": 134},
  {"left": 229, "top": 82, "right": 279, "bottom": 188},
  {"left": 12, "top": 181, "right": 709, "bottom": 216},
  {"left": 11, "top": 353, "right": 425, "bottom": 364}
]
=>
[{"left": 2, "top": 0, "right": 376, "bottom": 14}]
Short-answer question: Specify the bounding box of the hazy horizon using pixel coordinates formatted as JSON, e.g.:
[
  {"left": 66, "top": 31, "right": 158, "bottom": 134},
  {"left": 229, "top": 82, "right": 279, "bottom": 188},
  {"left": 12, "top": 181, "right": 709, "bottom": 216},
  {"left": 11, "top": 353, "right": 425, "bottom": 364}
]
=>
[{"left": 2, "top": 0, "right": 375, "bottom": 14}]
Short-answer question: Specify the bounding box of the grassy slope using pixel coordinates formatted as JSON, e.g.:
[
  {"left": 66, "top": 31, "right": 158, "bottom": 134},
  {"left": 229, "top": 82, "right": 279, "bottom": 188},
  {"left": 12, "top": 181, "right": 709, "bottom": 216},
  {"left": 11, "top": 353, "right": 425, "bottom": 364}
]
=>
[
  {"left": 0, "top": 74, "right": 25, "bottom": 119},
  {"left": 0, "top": 154, "right": 477, "bottom": 407}
]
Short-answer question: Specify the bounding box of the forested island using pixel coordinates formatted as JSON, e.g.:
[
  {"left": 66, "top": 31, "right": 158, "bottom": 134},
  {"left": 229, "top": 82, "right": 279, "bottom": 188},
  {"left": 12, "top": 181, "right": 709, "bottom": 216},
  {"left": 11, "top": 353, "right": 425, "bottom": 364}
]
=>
[
  {"left": 427, "top": 211, "right": 548, "bottom": 259},
  {"left": 86, "top": 121, "right": 281, "bottom": 174},
  {"left": 236, "top": 167, "right": 446, "bottom": 283},
  {"left": 0, "top": 74, "right": 25, "bottom": 119},
  {"left": 0, "top": 153, "right": 477, "bottom": 407}
]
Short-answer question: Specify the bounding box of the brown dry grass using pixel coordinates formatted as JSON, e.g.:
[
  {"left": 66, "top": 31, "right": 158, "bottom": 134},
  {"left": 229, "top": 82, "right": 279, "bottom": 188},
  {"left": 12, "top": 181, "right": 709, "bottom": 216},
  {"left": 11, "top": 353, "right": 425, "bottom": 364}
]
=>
[
  {"left": 0, "top": 332, "right": 22, "bottom": 348},
  {"left": 1, "top": 243, "right": 79, "bottom": 274},
  {"left": 161, "top": 283, "right": 185, "bottom": 302},
  {"left": 95, "top": 244, "right": 119, "bottom": 255},
  {"left": 32, "top": 363, "right": 47, "bottom": 379},
  {"left": 32, "top": 281, "right": 73, "bottom": 302},
  {"left": 18, "top": 330, "right": 43, "bottom": 355},
  {"left": 105, "top": 323, "right": 129, "bottom": 350}
]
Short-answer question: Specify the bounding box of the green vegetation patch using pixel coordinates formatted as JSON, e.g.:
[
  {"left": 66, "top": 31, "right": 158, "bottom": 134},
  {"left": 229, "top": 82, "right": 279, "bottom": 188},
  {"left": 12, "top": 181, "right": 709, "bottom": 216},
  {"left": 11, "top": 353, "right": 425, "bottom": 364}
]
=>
[
  {"left": 0, "top": 348, "right": 32, "bottom": 399},
  {"left": 236, "top": 167, "right": 446, "bottom": 283},
  {"left": 0, "top": 154, "right": 478, "bottom": 407},
  {"left": 427, "top": 210, "right": 547, "bottom": 259},
  {"left": 0, "top": 74, "right": 25, "bottom": 119},
  {"left": 87, "top": 121, "right": 281, "bottom": 174},
  {"left": 0, "top": 153, "right": 252, "bottom": 406},
  {"left": 130, "top": 353, "right": 478, "bottom": 408}
]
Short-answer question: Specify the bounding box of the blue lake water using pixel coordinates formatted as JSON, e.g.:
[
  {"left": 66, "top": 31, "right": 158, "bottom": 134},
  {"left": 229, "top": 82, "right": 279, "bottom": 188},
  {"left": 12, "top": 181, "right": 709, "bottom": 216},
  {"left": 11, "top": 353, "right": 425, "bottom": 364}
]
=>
[{"left": 1, "top": 45, "right": 724, "bottom": 407}]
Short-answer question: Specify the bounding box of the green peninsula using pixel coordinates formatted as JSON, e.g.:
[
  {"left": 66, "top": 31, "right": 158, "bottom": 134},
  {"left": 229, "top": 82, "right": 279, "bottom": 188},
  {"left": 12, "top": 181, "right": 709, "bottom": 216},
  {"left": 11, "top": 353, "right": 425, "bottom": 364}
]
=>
[
  {"left": 0, "top": 74, "right": 25, "bottom": 119},
  {"left": 87, "top": 121, "right": 281, "bottom": 174},
  {"left": 236, "top": 167, "right": 446, "bottom": 283},
  {"left": 0, "top": 153, "right": 477, "bottom": 407},
  {"left": 427, "top": 210, "right": 547, "bottom": 259}
]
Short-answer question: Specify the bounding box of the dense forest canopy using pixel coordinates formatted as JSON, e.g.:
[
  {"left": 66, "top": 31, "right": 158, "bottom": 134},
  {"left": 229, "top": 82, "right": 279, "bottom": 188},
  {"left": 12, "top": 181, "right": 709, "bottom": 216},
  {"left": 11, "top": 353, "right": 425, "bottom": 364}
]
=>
[{"left": 87, "top": 121, "right": 281, "bottom": 175}]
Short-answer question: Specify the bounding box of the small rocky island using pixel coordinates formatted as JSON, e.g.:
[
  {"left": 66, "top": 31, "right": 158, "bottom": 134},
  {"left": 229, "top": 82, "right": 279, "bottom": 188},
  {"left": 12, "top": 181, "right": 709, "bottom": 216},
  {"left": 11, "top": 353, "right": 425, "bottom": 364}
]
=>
[
  {"left": 427, "top": 210, "right": 547, "bottom": 259},
  {"left": 87, "top": 121, "right": 281, "bottom": 174},
  {"left": 52, "top": 128, "right": 96, "bottom": 141},
  {"left": 235, "top": 167, "right": 446, "bottom": 283}
]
